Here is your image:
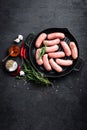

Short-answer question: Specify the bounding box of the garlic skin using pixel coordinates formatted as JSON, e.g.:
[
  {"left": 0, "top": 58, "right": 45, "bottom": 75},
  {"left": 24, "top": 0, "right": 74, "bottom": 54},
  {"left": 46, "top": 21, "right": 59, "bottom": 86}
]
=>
[
  {"left": 18, "top": 35, "right": 23, "bottom": 41},
  {"left": 20, "top": 70, "right": 25, "bottom": 76},
  {"left": 14, "top": 38, "right": 20, "bottom": 43}
]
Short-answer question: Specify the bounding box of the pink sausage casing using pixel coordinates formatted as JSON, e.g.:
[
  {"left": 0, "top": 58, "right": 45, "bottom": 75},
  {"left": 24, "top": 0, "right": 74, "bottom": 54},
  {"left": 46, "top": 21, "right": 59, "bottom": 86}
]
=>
[
  {"left": 43, "top": 38, "right": 60, "bottom": 46},
  {"left": 49, "top": 58, "right": 63, "bottom": 72},
  {"left": 35, "top": 33, "right": 47, "bottom": 48},
  {"left": 43, "top": 54, "right": 52, "bottom": 71},
  {"left": 36, "top": 49, "right": 43, "bottom": 65},
  {"left": 56, "top": 59, "right": 73, "bottom": 66},
  {"left": 46, "top": 45, "right": 59, "bottom": 53},
  {"left": 47, "top": 32, "right": 65, "bottom": 40},
  {"left": 69, "top": 42, "right": 78, "bottom": 59},
  {"left": 60, "top": 41, "right": 71, "bottom": 56},
  {"left": 48, "top": 51, "right": 65, "bottom": 58}
]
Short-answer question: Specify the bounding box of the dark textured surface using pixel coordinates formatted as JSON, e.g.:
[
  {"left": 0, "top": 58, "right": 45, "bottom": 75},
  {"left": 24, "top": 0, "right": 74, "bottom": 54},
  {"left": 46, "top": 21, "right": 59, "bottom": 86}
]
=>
[{"left": 0, "top": 0, "right": 87, "bottom": 130}]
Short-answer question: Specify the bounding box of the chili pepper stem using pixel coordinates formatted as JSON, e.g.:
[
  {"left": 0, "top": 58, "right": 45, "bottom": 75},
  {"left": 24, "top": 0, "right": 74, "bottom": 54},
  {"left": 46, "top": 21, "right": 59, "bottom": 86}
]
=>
[{"left": 21, "top": 57, "right": 24, "bottom": 65}]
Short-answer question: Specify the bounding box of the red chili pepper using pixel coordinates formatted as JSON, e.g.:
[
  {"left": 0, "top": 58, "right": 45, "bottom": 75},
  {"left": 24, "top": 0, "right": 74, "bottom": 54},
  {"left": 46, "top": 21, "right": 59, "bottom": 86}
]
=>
[
  {"left": 20, "top": 42, "right": 25, "bottom": 57},
  {"left": 20, "top": 42, "right": 27, "bottom": 60},
  {"left": 11, "top": 66, "right": 21, "bottom": 76},
  {"left": 23, "top": 48, "right": 27, "bottom": 60}
]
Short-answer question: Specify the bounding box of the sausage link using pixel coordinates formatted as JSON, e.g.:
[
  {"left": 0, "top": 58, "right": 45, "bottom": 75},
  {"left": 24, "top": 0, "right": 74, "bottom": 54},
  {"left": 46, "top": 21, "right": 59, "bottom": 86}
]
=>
[
  {"left": 48, "top": 51, "right": 65, "bottom": 58},
  {"left": 35, "top": 33, "right": 47, "bottom": 48},
  {"left": 49, "top": 58, "right": 62, "bottom": 72},
  {"left": 47, "top": 32, "right": 65, "bottom": 40},
  {"left": 43, "top": 54, "right": 52, "bottom": 71},
  {"left": 56, "top": 59, "right": 73, "bottom": 66},
  {"left": 69, "top": 42, "right": 78, "bottom": 59},
  {"left": 36, "top": 49, "right": 43, "bottom": 65},
  {"left": 46, "top": 45, "right": 58, "bottom": 53},
  {"left": 60, "top": 41, "right": 71, "bottom": 56},
  {"left": 43, "top": 38, "right": 60, "bottom": 46}
]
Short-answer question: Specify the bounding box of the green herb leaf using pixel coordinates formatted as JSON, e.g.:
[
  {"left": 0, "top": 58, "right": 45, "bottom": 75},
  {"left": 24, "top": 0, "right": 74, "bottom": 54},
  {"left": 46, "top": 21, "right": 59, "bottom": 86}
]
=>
[
  {"left": 16, "top": 58, "right": 52, "bottom": 85},
  {"left": 38, "top": 45, "right": 46, "bottom": 60},
  {"left": 22, "top": 60, "right": 52, "bottom": 85}
]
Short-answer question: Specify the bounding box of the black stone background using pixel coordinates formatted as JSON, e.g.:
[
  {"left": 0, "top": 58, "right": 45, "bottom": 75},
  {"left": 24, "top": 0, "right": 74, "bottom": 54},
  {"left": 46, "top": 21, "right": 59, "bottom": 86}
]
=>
[{"left": 0, "top": 0, "right": 87, "bottom": 130}]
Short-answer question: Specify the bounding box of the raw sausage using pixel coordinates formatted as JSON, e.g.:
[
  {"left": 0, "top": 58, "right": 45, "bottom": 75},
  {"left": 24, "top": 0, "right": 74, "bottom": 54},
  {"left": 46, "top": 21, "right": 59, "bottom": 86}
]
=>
[
  {"left": 46, "top": 45, "right": 58, "bottom": 53},
  {"left": 43, "top": 54, "right": 52, "bottom": 71},
  {"left": 56, "top": 59, "right": 73, "bottom": 66},
  {"left": 48, "top": 51, "right": 65, "bottom": 58},
  {"left": 36, "top": 49, "right": 43, "bottom": 65},
  {"left": 35, "top": 33, "right": 47, "bottom": 48},
  {"left": 60, "top": 41, "right": 71, "bottom": 56},
  {"left": 47, "top": 32, "right": 65, "bottom": 40},
  {"left": 43, "top": 38, "right": 60, "bottom": 46},
  {"left": 49, "top": 58, "right": 62, "bottom": 72},
  {"left": 69, "top": 42, "right": 78, "bottom": 59}
]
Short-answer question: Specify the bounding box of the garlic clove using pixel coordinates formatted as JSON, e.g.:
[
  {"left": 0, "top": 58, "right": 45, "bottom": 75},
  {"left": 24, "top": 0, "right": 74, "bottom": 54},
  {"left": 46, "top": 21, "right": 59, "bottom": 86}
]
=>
[
  {"left": 14, "top": 38, "right": 20, "bottom": 43},
  {"left": 18, "top": 35, "right": 23, "bottom": 41},
  {"left": 19, "top": 70, "right": 25, "bottom": 76}
]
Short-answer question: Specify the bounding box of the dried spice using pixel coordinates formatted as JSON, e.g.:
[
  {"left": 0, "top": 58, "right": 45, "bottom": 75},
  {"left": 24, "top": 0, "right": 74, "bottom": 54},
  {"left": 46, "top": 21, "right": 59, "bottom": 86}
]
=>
[{"left": 9, "top": 45, "right": 20, "bottom": 57}]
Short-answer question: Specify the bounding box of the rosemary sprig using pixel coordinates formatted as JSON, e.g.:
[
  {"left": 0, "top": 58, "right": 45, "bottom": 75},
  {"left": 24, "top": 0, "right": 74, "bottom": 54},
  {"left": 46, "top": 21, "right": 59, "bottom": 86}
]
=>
[
  {"left": 26, "top": 60, "right": 51, "bottom": 85},
  {"left": 38, "top": 45, "right": 46, "bottom": 60},
  {"left": 18, "top": 60, "right": 52, "bottom": 85}
]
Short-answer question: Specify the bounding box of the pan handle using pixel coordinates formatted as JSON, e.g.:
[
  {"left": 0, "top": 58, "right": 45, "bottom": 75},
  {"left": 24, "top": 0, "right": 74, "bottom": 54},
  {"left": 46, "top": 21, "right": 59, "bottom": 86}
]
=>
[
  {"left": 73, "top": 57, "right": 84, "bottom": 71},
  {"left": 25, "top": 33, "right": 36, "bottom": 48}
]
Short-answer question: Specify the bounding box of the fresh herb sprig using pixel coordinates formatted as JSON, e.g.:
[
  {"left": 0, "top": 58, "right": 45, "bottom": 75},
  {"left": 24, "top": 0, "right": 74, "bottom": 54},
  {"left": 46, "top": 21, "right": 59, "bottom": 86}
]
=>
[
  {"left": 25, "top": 60, "right": 51, "bottom": 85},
  {"left": 16, "top": 60, "right": 52, "bottom": 85},
  {"left": 38, "top": 44, "right": 46, "bottom": 60}
]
